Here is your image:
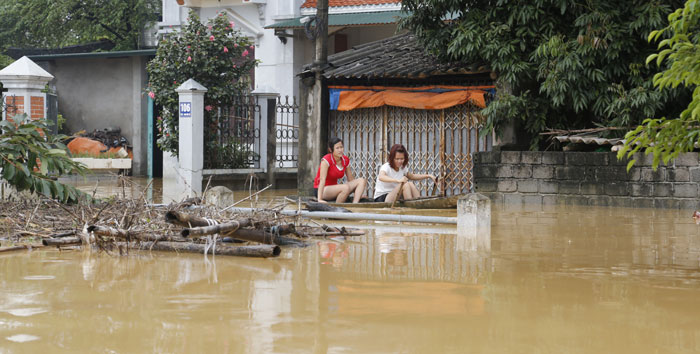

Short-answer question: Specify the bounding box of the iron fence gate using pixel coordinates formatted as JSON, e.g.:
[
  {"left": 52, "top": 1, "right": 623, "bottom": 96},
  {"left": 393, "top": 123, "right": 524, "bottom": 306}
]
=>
[
  {"left": 204, "top": 95, "right": 261, "bottom": 169},
  {"left": 46, "top": 93, "right": 58, "bottom": 134},
  {"left": 329, "top": 103, "right": 492, "bottom": 197},
  {"left": 275, "top": 96, "right": 299, "bottom": 168}
]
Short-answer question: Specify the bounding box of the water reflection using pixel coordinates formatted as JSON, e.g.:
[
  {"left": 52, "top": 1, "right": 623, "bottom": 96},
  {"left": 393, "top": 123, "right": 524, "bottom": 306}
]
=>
[{"left": 1, "top": 205, "right": 700, "bottom": 352}]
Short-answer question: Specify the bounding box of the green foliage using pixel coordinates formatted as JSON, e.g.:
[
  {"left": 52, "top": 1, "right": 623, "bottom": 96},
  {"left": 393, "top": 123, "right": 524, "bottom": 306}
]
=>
[
  {"left": 0, "top": 114, "right": 89, "bottom": 203},
  {"left": 205, "top": 138, "right": 258, "bottom": 169},
  {"left": 0, "top": 0, "right": 160, "bottom": 51},
  {"left": 400, "top": 0, "right": 688, "bottom": 149},
  {"left": 618, "top": 0, "right": 700, "bottom": 169},
  {"left": 147, "top": 10, "right": 258, "bottom": 156},
  {"left": 0, "top": 54, "right": 13, "bottom": 69}
]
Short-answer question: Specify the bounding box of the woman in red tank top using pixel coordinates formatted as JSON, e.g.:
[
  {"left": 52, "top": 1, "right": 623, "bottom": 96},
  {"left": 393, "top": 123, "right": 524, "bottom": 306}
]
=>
[{"left": 313, "top": 138, "right": 367, "bottom": 203}]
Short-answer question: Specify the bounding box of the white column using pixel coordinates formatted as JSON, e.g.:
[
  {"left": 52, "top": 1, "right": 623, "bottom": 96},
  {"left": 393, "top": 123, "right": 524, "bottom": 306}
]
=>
[
  {"left": 457, "top": 193, "right": 491, "bottom": 252},
  {"left": 0, "top": 56, "right": 54, "bottom": 122},
  {"left": 252, "top": 88, "right": 280, "bottom": 170},
  {"left": 175, "top": 79, "right": 207, "bottom": 199}
]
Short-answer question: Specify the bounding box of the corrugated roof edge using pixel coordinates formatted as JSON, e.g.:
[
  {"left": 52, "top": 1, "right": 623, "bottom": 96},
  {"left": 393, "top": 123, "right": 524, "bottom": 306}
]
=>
[
  {"left": 28, "top": 49, "right": 157, "bottom": 61},
  {"left": 265, "top": 10, "right": 407, "bottom": 29}
]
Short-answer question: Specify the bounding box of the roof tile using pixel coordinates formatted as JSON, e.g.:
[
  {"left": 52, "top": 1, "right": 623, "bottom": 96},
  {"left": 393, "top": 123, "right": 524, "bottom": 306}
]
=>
[
  {"left": 308, "top": 33, "right": 489, "bottom": 80},
  {"left": 301, "top": 0, "right": 401, "bottom": 8}
]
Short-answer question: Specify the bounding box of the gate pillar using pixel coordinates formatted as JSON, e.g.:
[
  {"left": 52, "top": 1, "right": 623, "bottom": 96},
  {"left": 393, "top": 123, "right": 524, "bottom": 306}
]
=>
[
  {"left": 175, "top": 79, "right": 207, "bottom": 198},
  {"left": 0, "top": 56, "right": 53, "bottom": 121}
]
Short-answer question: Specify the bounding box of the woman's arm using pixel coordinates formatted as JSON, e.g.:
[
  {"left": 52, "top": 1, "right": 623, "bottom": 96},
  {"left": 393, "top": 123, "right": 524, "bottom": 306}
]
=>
[
  {"left": 317, "top": 161, "right": 330, "bottom": 202},
  {"left": 407, "top": 172, "right": 436, "bottom": 183},
  {"left": 346, "top": 165, "right": 355, "bottom": 182},
  {"left": 378, "top": 170, "right": 407, "bottom": 183}
]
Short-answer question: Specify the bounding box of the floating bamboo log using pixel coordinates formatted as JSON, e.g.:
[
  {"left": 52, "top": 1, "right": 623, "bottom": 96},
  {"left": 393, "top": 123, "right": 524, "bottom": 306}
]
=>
[
  {"left": 87, "top": 225, "right": 185, "bottom": 242},
  {"left": 182, "top": 223, "right": 305, "bottom": 246},
  {"left": 134, "top": 241, "right": 280, "bottom": 258},
  {"left": 165, "top": 210, "right": 236, "bottom": 228},
  {"left": 267, "top": 223, "right": 296, "bottom": 235},
  {"left": 169, "top": 211, "right": 305, "bottom": 246},
  {"left": 48, "top": 230, "right": 76, "bottom": 238},
  {"left": 181, "top": 221, "right": 242, "bottom": 238},
  {"left": 43, "top": 237, "right": 82, "bottom": 246},
  {"left": 0, "top": 245, "right": 44, "bottom": 253}
]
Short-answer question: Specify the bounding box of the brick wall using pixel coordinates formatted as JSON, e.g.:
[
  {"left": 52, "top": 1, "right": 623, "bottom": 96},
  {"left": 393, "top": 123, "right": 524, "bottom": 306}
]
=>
[
  {"left": 473, "top": 151, "right": 700, "bottom": 209},
  {"left": 30, "top": 96, "right": 44, "bottom": 119},
  {"left": 5, "top": 96, "right": 24, "bottom": 116}
]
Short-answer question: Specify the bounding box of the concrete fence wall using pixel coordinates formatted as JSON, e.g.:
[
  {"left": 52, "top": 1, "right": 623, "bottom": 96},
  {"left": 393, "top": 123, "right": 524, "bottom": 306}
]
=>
[{"left": 473, "top": 151, "right": 700, "bottom": 210}]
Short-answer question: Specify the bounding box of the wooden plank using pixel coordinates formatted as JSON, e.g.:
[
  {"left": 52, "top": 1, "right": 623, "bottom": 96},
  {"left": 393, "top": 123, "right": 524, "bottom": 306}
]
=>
[
  {"left": 285, "top": 195, "right": 459, "bottom": 209},
  {"left": 439, "top": 109, "right": 446, "bottom": 196}
]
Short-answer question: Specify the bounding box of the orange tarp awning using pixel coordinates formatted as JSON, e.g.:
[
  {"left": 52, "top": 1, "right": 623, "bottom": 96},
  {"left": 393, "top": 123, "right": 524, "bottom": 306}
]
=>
[
  {"left": 328, "top": 85, "right": 494, "bottom": 111},
  {"left": 336, "top": 89, "right": 487, "bottom": 111}
]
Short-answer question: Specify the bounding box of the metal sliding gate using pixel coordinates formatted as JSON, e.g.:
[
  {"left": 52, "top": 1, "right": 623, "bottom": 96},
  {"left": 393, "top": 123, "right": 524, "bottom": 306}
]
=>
[{"left": 329, "top": 103, "right": 492, "bottom": 197}]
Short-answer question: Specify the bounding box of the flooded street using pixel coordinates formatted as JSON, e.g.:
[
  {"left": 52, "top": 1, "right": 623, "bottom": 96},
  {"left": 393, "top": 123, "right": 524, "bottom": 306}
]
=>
[{"left": 2, "top": 177, "right": 700, "bottom": 353}]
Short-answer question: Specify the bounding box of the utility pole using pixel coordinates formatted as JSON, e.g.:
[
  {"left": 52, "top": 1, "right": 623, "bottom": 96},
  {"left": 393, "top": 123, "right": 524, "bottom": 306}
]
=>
[{"left": 299, "top": 0, "right": 329, "bottom": 195}]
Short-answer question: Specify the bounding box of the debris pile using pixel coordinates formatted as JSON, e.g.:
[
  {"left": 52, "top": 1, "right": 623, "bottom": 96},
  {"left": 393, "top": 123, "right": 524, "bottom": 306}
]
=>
[
  {"left": 0, "top": 183, "right": 363, "bottom": 257},
  {"left": 67, "top": 128, "right": 133, "bottom": 158}
]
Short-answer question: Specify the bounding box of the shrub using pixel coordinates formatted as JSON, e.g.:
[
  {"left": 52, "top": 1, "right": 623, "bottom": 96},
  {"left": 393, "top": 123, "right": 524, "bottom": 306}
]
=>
[
  {"left": 146, "top": 10, "right": 258, "bottom": 156},
  {"left": 0, "top": 114, "right": 88, "bottom": 203}
]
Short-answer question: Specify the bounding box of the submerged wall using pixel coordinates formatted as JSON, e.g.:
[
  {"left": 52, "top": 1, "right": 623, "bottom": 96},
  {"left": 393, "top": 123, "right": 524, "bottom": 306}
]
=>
[{"left": 473, "top": 151, "right": 700, "bottom": 210}]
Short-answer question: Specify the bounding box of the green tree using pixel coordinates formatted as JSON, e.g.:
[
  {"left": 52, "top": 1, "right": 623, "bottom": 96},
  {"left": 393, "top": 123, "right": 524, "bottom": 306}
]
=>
[
  {"left": 400, "top": 0, "right": 689, "bottom": 149},
  {"left": 618, "top": 0, "right": 700, "bottom": 169},
  {"left": 147, "top": 11, "right": 257, "bottom": 156},
  {"left": 0, "top": 114, "right": 89, "bottom": 203},
  {"left": 0, "top": 0, "right": 160, "bottom": 52}
]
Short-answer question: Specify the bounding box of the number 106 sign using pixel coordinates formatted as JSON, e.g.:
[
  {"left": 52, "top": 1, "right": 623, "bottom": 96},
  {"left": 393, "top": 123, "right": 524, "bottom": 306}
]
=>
[{"left": 179, "top": 102, "right": 192, "bottom": 118}]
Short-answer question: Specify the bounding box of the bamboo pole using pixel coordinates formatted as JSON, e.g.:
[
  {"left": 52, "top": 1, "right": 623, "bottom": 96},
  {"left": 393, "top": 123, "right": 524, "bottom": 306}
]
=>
[
  {"left": 0, "top": 245, "right": 44, "bottom": 253},
  {"left": 181, "top": 221, "right": 242, "bottom": 237},
  {"left": 222, "top": 184, "right": 272, "bottom": 211},
  {"left": 168, "top": 211, "right": 305, "bottom": 246},
  {"left": 134, "top": 241, "right": 281, "bottom": 258},
  {"left": 182, "top": 223, "right": 305, "bottom": 246},
  {"left": 165, "top": 210, "right": 223, "bottom": 228}
]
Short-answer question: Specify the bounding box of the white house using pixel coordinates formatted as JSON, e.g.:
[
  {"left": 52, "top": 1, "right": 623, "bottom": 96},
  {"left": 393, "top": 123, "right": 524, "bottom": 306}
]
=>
[{"left": 157, "top": 0, "right": 406, "bottom": 100}]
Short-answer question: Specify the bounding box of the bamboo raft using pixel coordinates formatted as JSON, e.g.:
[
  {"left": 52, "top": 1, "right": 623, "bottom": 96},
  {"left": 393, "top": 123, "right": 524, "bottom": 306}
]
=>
[{"left": 285, "top": 194, "right": 461, "bottom": 209}]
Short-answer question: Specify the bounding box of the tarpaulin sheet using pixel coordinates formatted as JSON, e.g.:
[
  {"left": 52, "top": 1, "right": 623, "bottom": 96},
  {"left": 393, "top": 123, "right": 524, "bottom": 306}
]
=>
[{"left": 329, "top": 85, "right": 495, "bottom": 111}]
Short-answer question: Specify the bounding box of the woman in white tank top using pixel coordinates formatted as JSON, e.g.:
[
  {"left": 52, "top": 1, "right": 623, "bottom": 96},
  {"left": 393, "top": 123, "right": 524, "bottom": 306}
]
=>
[{"left": 373, "top": 144, "right": 436, "bottom": 203}]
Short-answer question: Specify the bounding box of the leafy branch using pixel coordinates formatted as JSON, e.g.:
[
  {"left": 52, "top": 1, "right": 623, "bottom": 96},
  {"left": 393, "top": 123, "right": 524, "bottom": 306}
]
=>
[{"left": 0, "top": 114, "right": 90, "bottom": 203}]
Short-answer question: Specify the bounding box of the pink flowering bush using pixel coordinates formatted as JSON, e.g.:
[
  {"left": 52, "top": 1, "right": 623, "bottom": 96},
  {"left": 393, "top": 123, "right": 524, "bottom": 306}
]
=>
[{"left": 146, "top": 10, "right": 258, "bottom": 155}]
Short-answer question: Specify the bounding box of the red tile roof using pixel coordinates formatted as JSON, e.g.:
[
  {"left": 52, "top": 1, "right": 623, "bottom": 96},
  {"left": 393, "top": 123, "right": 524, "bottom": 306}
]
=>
[{"left": 301, "top": 0, "right": 401, "bottom": 8}]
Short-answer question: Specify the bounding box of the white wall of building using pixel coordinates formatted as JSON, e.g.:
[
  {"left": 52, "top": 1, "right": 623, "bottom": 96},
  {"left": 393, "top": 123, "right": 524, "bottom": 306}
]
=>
[
  {"left": 159, "top": 0, "right": 305, "bottom": 100},
  {"left": 157, "top": 0, "right": 403, "bottom": 169},
  {"left": 158, "top": 0, "right": 401, "bottom": 101}
]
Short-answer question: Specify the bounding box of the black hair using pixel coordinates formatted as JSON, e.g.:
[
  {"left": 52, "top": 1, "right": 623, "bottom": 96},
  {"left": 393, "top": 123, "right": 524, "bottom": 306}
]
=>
[{"left": 327, "top": 137, "right": 343, "bottom": 153}]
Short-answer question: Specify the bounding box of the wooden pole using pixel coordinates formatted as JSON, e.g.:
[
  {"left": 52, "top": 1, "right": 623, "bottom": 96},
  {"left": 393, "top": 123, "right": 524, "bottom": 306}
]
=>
[
  {"left": 439, "top": 109, "right": 446, "bottom": 197},
  {"left": 222, "top": 184, "right": 272, "bottom": 211},
  {"left": 391, "top": 182, "right": 405, "bottom": 208}
]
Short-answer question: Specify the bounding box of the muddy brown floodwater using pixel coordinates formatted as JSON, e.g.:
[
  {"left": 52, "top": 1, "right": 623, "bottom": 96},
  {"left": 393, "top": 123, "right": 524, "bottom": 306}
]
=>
[{"left": 2, "top": 177, "right": 700, "bottom": 353}]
